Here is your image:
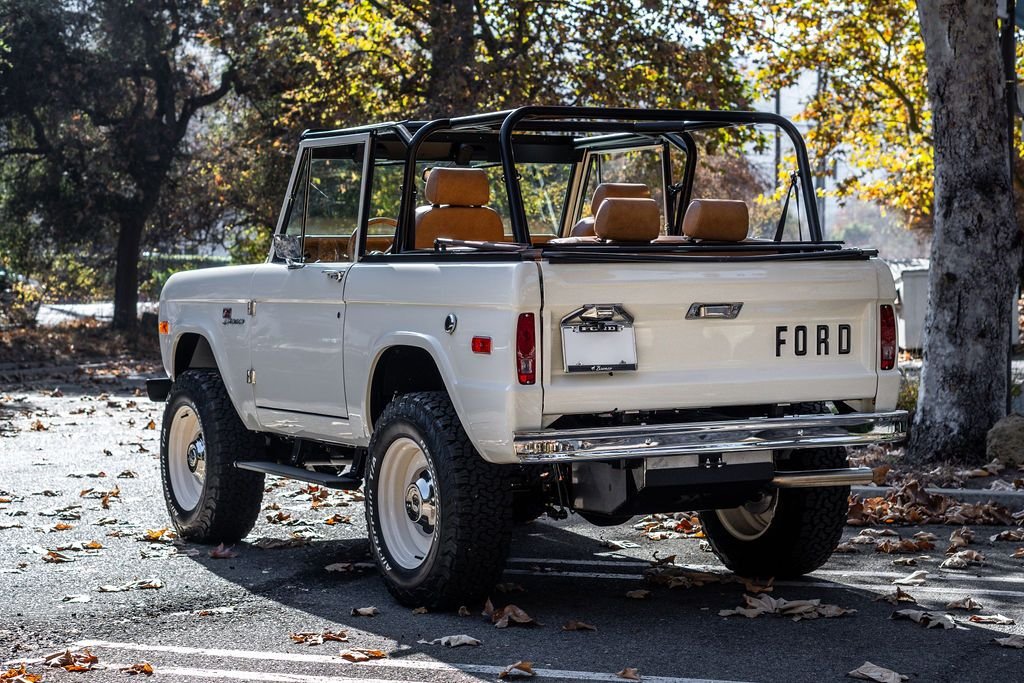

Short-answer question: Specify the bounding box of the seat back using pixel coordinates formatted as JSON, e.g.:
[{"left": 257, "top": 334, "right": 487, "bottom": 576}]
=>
[
  {"left": 570, "top": 183, "right": 651, "bottom": 236},
  {"left": 415, "top": 168, "right": 505, "bottom": 249}
]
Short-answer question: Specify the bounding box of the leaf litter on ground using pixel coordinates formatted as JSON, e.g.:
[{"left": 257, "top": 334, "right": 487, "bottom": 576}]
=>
[
  {"left": 499, "top": 661, "right": 535, "bottom": 679},
  {"left": 482, "top": 599, "right": 539, "bottom": 628},
  {"left": 890, "top": 609, "right": 955, "bottom": 629},
  {"left": 338, "top": 648, "right": 387, "bottom": 662},
  {"left": 719, "top": 594, "right": 855, "bottom": 621},
  {"left": 290, "top": 630, "right": 348, "bottom": 645},
  {"left": 847, "top": 661, "right": 909, "bottom": 682},
  {"left": 418, "top": 634, "right": 481, "bottom": 648}
]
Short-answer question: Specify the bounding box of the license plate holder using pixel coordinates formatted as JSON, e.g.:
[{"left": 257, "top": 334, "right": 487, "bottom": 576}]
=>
[{"left": 560, "top": 304, "right": 637, "bottom": 373}]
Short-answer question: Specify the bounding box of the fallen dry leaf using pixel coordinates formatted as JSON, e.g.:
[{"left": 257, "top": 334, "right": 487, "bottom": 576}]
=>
[
  {"left": 873, "top": 587, "right": 917, "bottom": 606},
  {"left": 142, "top": 527, "right": 176, "bottom": 543},
  {"left": 51, "top": 522, "right": 73, "bottom": 532},
  {"left": 1013, "top": 547, "right": 1024, "bottom": 559},
  {"left": 625, "top": 589, "right": 651, "bottom": 600},
  {"left": 145, "top": 419, "right": 156, "bottom": 430},
  {"left": 251, "top": 536, "right": 308, "bottom": 550},
  {"left": 945, "top": 597, "right": 983, "bottom": 611},
  {"left": 994, "top": 634, "right": 1024, "bottom": 648},
  {"left": 892, "top": 570, "right": 928, "bottom": 586},
  {"left": 411, "top": 607, "right": 428, "bottom": 615},
  {"left": 616, "top": 667, "right": 641, "bottom": 680},
  {"left": 208, "top": 543, "right": 238, "bottom": 559},
  {"left": 940, "top": 549, "right": 986, "bottom": 569},
  {"left": 43, "top": 551, "right": 73, "bottom": 563},
  {"left": 339, "top": 648, "right": 386, "bottom": 662},
  {"left": 562, "top": 619, "right": 597, "bottom": 632},
  {"left": 290, "top": 630, "right": 348, "bottom": 646},
  {"left": 719, "top": 594, "right": 855, "bottom": 621},
  {"left": 419, "top": 634, "right": 481, "bottom": 647},
  {"left": 968, "top": 614, "right": 1015, "bottom": 625},
  {"left": 1, "top": 665, "right": 42, "bottom": 682},
  {"left": 485, "top": 600, "right": 538, "bottom": 628},
  {"left": 30, "top": 419, "right": 47, "bottom": 431},
  {"left": 890, "top": 609, "right": 954, "bottom": 629},
  {"left": 891, "top": 557, "right": 918, "bottom": 567},
  {"left": 351, "top": 606, "right": 379, "bottom": 617},
  {"left": 457, "top": 606, "right": 471, "bottom": 617},
  {"left": 876, "top": 538, "right": 934, "bottom": 554},
  {"left": 323, "top": 514, "right": 351, "bottom": 526},
  {"left": 44, "top": 648, "right": 99, "bottom": 672},
  {"left": 98, "top": 578, "right": 163, "bottom": 592},
  {"left": 499, "top": 661, "right": 536, "bottom": 679},
  {"left": 834, "top": 542, "right": 860, "bottom": 553},
  {"left": 847, "top": 661, "right": 908, "bottom": 682},
  {"left": 913, "top": 531, "right": 939, "bottom": 542},
  {"left": 62, "top": 594, "right": 91, "bottom": 603},
  {"left": 120, "top": 661, "right": 154, "bottom": 676},
  {"left": 990, "top": 529, "right": 1024, "bottom": 542}
]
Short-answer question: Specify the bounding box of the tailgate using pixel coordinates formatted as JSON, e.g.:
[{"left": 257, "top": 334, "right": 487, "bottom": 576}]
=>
[{"left": 540, "top": 259, "right": 883, "bottom": 416}]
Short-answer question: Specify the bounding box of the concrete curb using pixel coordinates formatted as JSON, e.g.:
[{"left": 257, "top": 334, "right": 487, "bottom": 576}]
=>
[{"left": 852, "top": 485, "right": 1024, "bottom": 510}]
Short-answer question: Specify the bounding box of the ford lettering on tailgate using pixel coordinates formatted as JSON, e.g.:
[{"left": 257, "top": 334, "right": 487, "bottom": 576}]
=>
[{"left": 775, "top": 324, "right": 852, "bottom": 357}]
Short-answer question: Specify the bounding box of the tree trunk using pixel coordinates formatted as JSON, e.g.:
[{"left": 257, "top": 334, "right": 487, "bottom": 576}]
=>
[
  {"left": 112, "top": 211, "right": 146, "bottom": 330},
  {"left": 420, "top": 0, "right": 477, "bottom": 117},
  {"left": 908, "top": 1, "right": 1022, "bottom": 464}
]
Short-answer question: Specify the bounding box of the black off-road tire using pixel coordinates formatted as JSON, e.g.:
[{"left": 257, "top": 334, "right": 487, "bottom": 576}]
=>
[
  {"left": 699, "top": 447, "right": 849, "bottom": 578},
  {"left": 160, "top": 369, "right": 265, "bottom": 543},
  {"left": 365, "top": 391, "right": 513, "bottom": 609}
]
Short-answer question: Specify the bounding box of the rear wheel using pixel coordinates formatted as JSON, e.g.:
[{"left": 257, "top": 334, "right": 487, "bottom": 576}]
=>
[
  {"left": 365, "top": 391, "right": 513, "bottom": 609},
  {"left": 699, "top": 447, "right": 849, "bottom": 577},
  {"left": 160, "top": 369, "right": 265, "bottom": 543}
]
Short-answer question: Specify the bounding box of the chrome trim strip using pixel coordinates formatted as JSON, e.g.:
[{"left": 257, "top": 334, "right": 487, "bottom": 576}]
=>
[
  {"left": 771, "top": 467, "right": 874, "bottom": 488},
  {"left": 513, "top": 411, "right": 907, "bottom": 463}
]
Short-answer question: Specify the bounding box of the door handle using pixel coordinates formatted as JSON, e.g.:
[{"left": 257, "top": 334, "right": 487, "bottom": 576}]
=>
[{"left": 321, "top": 269, "right": 344, "bottom": 282}]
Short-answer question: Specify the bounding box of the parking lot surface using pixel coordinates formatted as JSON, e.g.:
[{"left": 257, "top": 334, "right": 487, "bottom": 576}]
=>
[{"left": 1, "top": 368, "right": 1022, "bottom": 682}]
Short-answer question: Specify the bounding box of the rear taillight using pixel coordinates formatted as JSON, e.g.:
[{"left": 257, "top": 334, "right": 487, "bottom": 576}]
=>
[
  {"left": 516, "top": 312, "right": 536, "bottom": 385},
  {"left": 880, "top": 304, "right": 896, "bottom": 371}
]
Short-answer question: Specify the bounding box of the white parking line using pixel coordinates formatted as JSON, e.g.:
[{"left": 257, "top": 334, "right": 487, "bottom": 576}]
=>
[
  {"left": 76, "top": 641, "right": 752, "bottom": 683},
  {"left": 509, "top": 557, "right": 1024, "bottom": 586},
  {"left": 141, "top": 668, "right": 414, "bottom": 683}
]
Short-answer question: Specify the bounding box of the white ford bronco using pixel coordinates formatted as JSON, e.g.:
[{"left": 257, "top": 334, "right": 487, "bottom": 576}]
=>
[{"left": 149, "top": 107, "right": 907, "bottom": 608}]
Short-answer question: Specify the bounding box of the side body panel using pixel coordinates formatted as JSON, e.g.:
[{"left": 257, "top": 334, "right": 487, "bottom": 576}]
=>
[
  {"left": 158, "top": 265, "right": 261, "bottom": 428},
  {"left": 249, "top": 261, "right": 351, "bottom": 428},
  {"left": 342, "top": 261, "right": 543, "bottom": 463}
]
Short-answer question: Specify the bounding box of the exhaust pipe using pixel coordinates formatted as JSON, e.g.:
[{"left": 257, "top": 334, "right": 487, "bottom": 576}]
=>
[{"left": 771, "top": 467, "right": 873, "bottom": 488}]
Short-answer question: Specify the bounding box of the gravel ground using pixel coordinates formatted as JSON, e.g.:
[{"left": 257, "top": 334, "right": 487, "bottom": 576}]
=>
[{"left": 1, "top": 367, "right": 1023, "bottom": 683}]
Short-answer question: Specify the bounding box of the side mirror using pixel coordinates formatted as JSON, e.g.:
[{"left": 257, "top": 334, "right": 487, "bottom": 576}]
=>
[{"left": 273, "top": 234, "right": 304, "bottom": 269}]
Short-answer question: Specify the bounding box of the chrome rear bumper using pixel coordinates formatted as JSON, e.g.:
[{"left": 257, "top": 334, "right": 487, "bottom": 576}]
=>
[{"left": 513, "top": 410, "right": 907, "bottom": 464}]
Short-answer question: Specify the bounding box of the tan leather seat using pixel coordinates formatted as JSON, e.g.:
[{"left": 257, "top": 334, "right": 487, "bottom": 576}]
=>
[
  {"left": 681, "top": 199, "right": 749, "bottom": 242},
  {"left": 570, "top": 183, "right": 652, "bottom": 237},
  {"left": 414, "top": 168, "right": 505, "bottom": 249},
  {"left": 549, "top": 197, "right": 660, "bottom": 244}
]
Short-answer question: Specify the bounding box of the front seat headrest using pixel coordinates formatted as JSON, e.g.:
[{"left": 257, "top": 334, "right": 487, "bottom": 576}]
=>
[
  {"left": 682, "top": 199, "right": 749, "bottom": 242},
  {"left": 424, "top": 167, "right": 490, "bottom": 206}
]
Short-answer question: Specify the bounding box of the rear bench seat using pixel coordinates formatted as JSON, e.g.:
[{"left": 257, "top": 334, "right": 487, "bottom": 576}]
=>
[{"left": 550, "top": 198, "right": 752, "bottom": 246}]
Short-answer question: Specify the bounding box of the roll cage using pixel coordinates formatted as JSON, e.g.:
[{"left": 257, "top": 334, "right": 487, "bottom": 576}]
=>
[{"left": 298, "top": 106, "right": 825, "bottom": 258}]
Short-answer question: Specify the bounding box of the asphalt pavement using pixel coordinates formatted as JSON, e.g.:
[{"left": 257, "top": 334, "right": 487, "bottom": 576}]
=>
[{"left": 1, "top": 369, "right": 1023, "bottom": 682}]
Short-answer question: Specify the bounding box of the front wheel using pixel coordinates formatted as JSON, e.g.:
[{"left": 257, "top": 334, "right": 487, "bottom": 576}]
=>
[
  {"left": 365, "top": 391, "right": 513, "bottom": 609},
  {"left": 698, "top": 447, "right": 849, "bottom": 578},
  {"left": 160, "top": 369, "right": 265, "bottom": 543}
]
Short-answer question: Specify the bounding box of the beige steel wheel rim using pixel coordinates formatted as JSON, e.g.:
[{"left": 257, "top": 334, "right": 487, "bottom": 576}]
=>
[
  {"left": 715, "top": 492, "right": 779, "bottom": 542},
  {"left": 168, "top": 405, "right": 206, "bottom": 512},
  {"left": 378, "top": 437, "right": 438, "bottom": 570}
]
